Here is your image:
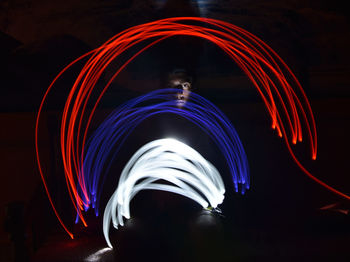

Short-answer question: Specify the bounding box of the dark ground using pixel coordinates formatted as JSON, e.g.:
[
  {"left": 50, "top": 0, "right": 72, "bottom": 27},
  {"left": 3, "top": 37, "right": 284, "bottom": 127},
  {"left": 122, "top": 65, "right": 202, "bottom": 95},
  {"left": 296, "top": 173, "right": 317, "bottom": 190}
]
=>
[{"left": 32, "top": 201, "right": 350, "bottom": 262}]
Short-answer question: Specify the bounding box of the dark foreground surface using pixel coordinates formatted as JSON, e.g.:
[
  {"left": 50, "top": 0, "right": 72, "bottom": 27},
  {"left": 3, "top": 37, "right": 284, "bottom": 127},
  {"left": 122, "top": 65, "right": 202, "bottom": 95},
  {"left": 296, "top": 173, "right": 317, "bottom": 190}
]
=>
[{"left": 31, "top": 197, "right": 350, "bottom": 262}]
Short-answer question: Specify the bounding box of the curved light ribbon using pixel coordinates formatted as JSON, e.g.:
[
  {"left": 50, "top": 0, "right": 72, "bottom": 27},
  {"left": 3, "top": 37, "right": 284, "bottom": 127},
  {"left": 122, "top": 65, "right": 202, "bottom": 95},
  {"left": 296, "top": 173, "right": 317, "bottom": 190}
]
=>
[
  {"left": 103, "top": 138, "right": 225, "bottom": 248},
  {"left": 35, "top": 17, "right": 349, "bottom": 238},
  {"left": 81, "top": 88, "right": 248, "bottom": 216}
]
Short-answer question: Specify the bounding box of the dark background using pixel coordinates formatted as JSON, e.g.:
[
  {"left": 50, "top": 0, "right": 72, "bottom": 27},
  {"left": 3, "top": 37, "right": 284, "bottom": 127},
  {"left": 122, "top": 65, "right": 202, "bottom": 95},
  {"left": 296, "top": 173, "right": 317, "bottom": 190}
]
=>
[{"left": 0, "top": 0, "right": 350, "bottom": 261}]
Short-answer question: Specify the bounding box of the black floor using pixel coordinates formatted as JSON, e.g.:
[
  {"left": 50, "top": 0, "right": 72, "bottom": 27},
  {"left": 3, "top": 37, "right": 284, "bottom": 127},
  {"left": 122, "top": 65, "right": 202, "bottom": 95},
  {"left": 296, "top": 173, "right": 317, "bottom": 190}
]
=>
[{"left": 31, "top": 197, "right": 350, "bottom": 262}]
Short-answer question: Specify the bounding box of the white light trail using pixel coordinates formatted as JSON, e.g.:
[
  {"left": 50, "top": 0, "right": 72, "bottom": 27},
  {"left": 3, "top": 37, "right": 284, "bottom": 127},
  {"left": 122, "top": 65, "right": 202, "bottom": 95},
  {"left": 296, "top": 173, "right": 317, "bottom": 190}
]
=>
[
  {"left": 103, "top": 138, "right": 225, "bottom": 248},
  {"left": 84, "top": 247, "right": 112, "bottom": 262}
]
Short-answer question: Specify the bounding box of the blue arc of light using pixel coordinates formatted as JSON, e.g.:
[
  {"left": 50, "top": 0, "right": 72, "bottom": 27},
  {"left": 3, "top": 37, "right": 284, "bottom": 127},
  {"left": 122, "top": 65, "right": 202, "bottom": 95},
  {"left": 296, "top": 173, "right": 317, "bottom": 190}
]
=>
[{"left": 80, "top": 88, "right": 249, "bottom": 216}]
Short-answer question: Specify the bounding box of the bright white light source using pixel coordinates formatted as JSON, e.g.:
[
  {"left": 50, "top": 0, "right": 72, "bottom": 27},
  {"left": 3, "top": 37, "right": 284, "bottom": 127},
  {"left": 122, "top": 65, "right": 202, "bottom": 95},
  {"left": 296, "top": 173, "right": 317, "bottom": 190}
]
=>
[{"left": 103, "top": 138, "right": 225, "bottom": 248}]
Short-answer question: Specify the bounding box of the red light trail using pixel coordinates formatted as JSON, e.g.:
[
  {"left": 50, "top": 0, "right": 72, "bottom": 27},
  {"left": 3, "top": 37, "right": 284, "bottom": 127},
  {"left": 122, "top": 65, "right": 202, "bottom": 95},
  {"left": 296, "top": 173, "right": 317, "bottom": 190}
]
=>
[{"left": 35, "top": 17, "right": 349, "bottom": 238}]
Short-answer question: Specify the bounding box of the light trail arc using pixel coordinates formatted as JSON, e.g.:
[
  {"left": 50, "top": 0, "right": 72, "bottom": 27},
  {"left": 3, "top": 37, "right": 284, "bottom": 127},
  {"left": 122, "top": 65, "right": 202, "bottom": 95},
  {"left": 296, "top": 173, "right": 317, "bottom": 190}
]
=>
[{"left": 35, "top": 17, "right": 349, "bottom": 238}]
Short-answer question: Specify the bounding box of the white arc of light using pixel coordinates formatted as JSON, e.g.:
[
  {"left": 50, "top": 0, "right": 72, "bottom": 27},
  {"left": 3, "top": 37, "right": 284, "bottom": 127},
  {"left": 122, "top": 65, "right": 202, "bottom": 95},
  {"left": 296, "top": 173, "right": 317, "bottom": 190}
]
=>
[{"left": 103, "top": 138, "right": 225, "bottom": 248}]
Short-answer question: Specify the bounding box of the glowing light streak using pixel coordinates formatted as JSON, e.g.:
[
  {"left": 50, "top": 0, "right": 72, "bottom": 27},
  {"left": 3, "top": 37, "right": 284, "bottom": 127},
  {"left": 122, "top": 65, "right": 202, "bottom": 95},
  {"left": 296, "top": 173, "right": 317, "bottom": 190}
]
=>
[
  {"left": 81, "top": 88, "right": 248, "bottom": 215},
  {"left": 34, "top": 17, "right": 350, "bottom": 238},
  {"left": 103, "top": 138, "right": 225, "bottom": 248},
  {"left": 85, "top": 247, "right": 112, "bottom": 262}
]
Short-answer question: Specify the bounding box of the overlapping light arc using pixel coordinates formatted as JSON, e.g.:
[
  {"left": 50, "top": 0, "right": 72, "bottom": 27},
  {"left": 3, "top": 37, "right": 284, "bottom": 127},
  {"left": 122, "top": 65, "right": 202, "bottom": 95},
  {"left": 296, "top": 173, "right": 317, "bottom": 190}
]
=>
[
  {"left": 103, "top": 138, "right": 225, "bottom": 248},
  {"left": 35, "top": 17, "right": 350, "bottom": 238},
  {"left": 81, "top": 88, "right": 248, "bottom": 217}
]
